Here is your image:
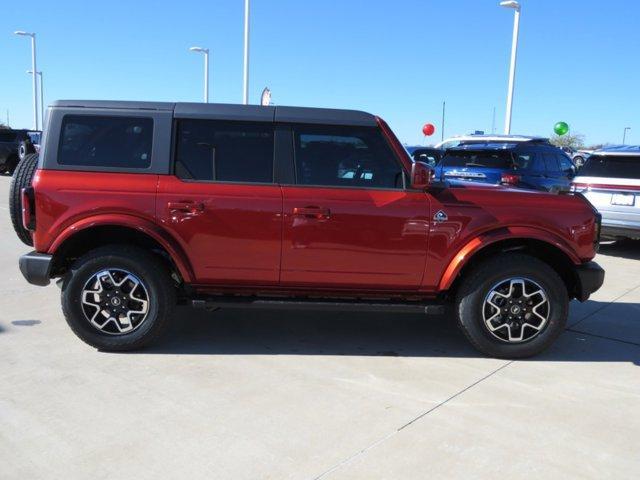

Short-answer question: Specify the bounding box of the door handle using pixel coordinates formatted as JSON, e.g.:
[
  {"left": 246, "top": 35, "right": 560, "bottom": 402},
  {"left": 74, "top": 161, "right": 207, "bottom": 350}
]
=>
[
  {"left": 167, "top": 201, "right": 205, "bottom": 214},
  {"left": 292, "top": 206, "right": 331, "bottom": 219}
]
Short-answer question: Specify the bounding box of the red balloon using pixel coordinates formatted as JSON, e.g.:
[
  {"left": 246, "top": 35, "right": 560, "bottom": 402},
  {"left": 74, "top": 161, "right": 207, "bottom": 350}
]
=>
[{"left": 422, "top": 123, "right": 435, "bottom": 136}]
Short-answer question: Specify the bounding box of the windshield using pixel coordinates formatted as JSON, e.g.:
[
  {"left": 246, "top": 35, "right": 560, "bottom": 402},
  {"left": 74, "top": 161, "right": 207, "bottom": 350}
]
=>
[
  {"left": 441, "top": 151, "right": 513, "bottom": 169},
  {"left": 579, "top": 155, "right": 640, "bottom": 179}
]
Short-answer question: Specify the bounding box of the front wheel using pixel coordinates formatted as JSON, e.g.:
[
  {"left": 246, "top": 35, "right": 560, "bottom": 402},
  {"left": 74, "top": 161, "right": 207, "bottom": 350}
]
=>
[
  {"left": 455, "top": 253, "right": 568, "bottom": 358},
  {"left": 61, "top": 245, "right": 176, "bottom": 351}
]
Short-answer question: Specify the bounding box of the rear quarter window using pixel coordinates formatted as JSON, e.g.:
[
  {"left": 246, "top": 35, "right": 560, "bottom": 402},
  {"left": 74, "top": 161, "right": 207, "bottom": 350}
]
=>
[
  {"left": 58, "top": 115, "right": 153, "bottom": 169},
  {"left": 579, "top": 155, "right": 640, "bottom": 179}
]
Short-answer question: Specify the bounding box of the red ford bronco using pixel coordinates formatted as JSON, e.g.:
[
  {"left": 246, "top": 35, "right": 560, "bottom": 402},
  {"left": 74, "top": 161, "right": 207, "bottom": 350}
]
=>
[{"left": 11, "top": 100, "right": 604, "bottom": 357}]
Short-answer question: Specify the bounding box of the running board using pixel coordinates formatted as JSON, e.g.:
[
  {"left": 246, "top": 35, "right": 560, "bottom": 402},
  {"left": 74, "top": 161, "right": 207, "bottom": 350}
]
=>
[{"left": 191, "top": 297, "right": 445, "bottom": 315}]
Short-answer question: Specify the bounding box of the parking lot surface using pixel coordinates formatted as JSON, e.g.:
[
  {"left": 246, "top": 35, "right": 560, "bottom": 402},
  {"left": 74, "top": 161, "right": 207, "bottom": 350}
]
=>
[{"left": 0, "top": 175, "right": 638, "bottom": 479}]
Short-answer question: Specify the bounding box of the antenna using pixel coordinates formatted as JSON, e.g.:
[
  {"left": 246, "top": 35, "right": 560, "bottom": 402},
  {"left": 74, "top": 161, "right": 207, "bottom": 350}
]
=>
[{"left": 491, "top": 107, "right": 496, "bottom": 133}]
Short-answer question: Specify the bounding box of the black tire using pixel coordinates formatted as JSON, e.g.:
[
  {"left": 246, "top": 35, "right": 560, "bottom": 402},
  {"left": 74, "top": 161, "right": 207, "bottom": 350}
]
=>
[
  {"left": 455, "top": 253, "right": 568, "bottom": 359},
  {"left": 9, "top": 153, "right": 38, "bottom": 246},
  {"left": 18, "top": 140, "right": 35, "bottom": 162},
  {"left": 61, "top": 245, "right": 176, "bottom": 351}
]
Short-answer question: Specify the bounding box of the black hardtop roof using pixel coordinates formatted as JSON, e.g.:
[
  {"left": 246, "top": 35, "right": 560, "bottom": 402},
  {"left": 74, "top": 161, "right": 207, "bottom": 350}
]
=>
[{"left": 50, "top": 100, "right": 377, "bottom": 127}]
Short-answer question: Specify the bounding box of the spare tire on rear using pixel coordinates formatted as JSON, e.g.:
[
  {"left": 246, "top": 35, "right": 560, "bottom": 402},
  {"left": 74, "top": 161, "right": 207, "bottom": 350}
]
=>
[
  {"left": 9, "top": 153, "right": 39, "bottom": 246},
  {"left": 18, "top": 140, "right": 36, "bottom": 161}
]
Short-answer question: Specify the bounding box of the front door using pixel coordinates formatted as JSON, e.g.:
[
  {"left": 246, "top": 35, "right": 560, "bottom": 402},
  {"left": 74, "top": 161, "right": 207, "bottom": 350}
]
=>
[
  {"left": 280, "top": 125, "right": 429, "bottom": 290},
  {"left": 157, "top": 119, "right": 282, "bottom": 285}
]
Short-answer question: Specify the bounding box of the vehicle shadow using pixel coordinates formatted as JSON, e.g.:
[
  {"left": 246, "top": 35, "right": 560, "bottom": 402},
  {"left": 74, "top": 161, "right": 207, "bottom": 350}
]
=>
[
  {"left": 599, "top": 239, "right": 640, "bottom": 260},
  {"left": 146, "top": 301, "right": 640, "bottom": 365}
]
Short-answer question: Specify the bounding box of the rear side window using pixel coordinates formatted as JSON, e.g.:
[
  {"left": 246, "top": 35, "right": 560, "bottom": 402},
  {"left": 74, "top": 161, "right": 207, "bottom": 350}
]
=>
[
  {"left": 175, "top": 120, "right": 274, "bottom": 183},
  {"left": 293, "top": 126, "right": 403, "bottom": 189},
  {"left": 58, "top": 115, "right": 153, "bottom": 168},
  {"left": 579, "top": 155, "right": 640, "bottom": 179},
  {"left": 556, "top": 153, "right": 575, "bottom": 173}
]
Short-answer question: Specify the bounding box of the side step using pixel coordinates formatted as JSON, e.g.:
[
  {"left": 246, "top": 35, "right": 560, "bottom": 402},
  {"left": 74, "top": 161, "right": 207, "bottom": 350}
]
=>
[{"left": 191, "top": 297, "right": 445, "bottom": 315}]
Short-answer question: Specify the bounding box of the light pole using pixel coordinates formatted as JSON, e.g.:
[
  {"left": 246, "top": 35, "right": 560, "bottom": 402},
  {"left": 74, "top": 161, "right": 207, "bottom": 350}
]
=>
[
  {"left": 27, "top": 70, "right": 44, "bottom": 128},
  {"left": 243, "top": 0, "right": 250, "bottom": 104},
  {"left": 189, "top": 47, "right": 210, "bottom": 102},
  {"left": 500, "top": 1, "right": 521, "bottom": 135},
  {"left": 14, "top": 30, "right": 39, "bottom": 130},
  {"left": 623, "top": 127, "right": 631, "bottom": 145}
]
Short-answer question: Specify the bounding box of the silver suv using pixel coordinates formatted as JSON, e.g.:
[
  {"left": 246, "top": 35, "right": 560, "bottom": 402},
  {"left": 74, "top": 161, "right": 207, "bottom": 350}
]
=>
[{"left": 572, "top": 146, "right": 640, "bottom": 239}]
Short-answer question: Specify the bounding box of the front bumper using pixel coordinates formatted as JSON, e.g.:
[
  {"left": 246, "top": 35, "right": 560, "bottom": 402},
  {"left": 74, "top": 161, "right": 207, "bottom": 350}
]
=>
[
  {"left": 19, "top": 251, "right": 53, "bottom": 286},
  {"left": 575, "top": 261, "right": 605, "bottom": 302}
]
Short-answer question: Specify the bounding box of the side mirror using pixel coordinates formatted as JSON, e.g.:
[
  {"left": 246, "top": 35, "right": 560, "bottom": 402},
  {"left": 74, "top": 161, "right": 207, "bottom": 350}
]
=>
[{"left": 410, "top": 161, "right": 434, "bottom": 189}]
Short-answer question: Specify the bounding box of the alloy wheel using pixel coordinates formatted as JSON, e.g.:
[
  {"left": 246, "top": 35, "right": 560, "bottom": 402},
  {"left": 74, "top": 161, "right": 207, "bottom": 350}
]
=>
[
  {"left": 81, "top": 269, "right": 150, "bottom": 335},
  {"left": 482, "top": 277, "right": 550, "bottom": 343}
]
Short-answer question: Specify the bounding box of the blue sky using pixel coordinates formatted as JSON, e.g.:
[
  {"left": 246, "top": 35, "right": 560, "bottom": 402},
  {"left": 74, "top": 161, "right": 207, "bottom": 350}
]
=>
[{"left": 1, "top": 0, "right": 638, "bottom": 146}]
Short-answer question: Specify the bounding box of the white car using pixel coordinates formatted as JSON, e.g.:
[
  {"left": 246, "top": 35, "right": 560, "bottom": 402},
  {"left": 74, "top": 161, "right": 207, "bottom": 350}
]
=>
[{"left": 572, "top": 146, "right": 640, "bottom": 239}]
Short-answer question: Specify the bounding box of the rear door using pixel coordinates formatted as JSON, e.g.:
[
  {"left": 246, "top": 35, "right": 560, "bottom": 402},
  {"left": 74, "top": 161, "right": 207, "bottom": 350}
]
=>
[
  {"left": 541, "top": 150, "right": 574, "bottom": 191},
  {"left": 280, "top": 125, "right": 429, "bottom": 290},
  {"left": 157, "top": 119, "right": 282, "bottom": 285}
]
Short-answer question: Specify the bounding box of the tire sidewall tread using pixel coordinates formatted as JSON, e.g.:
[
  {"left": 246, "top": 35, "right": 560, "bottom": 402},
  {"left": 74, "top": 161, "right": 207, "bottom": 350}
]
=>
[
  {"left": 9, "top": 153, "right": 38, "bottom": 246},
  {"left": 455, "top": 253, "right": 568, "bottom": 359},
  {"left": 61, "top": 245, "right": 176, "bottom": 351}
]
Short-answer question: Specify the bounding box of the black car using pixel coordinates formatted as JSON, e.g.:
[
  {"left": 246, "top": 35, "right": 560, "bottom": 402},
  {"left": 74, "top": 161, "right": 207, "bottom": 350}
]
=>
[
  {"left": 0, "top": 129, "right": 41, "bottom": 175},
  {"left": 436, "top": 140, "right": 577, "bottom": 192}
]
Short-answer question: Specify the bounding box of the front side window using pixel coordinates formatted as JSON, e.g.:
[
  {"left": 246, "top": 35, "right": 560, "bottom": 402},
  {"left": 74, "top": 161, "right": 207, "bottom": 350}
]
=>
[
  {"left": 58, "top": 115, "right": 153, "bottom": 168},
  {"left": 175, "top": 120, "right": 274, "bottom": 183},
  {"left": 293, "top": 126, "right": 403, "bottom": 188}
]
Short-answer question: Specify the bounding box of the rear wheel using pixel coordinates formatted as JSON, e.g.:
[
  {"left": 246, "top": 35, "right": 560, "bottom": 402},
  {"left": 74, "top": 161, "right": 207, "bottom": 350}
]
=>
[
  {"left": 18, "top": 140, "right": 35, "bottom": 161},
  {"left": 9, "top": 153, "right": 38, "bottom": 246},
  {"left": 61, "top": 245, "right": 176, "bottom": 351},
  {"left": 455, "top": 253, "right": 568, "bottom": 358}
]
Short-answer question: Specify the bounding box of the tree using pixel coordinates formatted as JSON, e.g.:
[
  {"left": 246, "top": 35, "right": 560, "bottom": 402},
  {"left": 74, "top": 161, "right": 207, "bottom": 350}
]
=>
[{"left": 549, "top": 132, "right": 585, "bottom": 150}]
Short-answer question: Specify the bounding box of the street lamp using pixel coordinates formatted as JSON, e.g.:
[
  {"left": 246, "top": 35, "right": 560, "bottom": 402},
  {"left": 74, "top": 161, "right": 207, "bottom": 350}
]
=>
[
  {"left": 189, "top": 46, "right": 210, "bottom": 103},
  {"left": 623, "top": 127, "right": 631, "bottom": 145},
  {"left": 243, "top": 0, "right": 250, "bottom": 104},
  {"left": 14, "top": 30, "right": 39, "bottom": 130},
  {"left": 27, "top": 70, "right": 44, "bottom": 128},
  {"left": 500, "top": 1, "right": 521, "bottom": 135}
]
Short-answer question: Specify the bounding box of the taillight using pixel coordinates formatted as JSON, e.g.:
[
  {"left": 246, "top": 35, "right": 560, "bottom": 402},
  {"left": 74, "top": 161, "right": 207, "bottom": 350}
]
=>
[
  {"left": 594, "top": 212, "right": 602, "bottom": 252},
  {"left": 501, "top": 173, "right": 520, "bottom": 186},
  {"left": 21, "top": 187, "right": 35, "bottom": 231},
  {"left": 571, "top": 182, "right": 588, "bottom": 193}
]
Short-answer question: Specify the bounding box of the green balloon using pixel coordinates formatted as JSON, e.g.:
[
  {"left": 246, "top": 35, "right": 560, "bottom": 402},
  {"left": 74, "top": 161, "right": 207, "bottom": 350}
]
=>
[{"left": 554, "top": 121, "right": 569, "bottom": 136}]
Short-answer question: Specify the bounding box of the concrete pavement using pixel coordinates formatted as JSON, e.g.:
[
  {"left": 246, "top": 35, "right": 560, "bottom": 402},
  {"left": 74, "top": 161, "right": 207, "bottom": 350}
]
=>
[{"left": 0, "top": 175, "right": 638, "bottom": 479}]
